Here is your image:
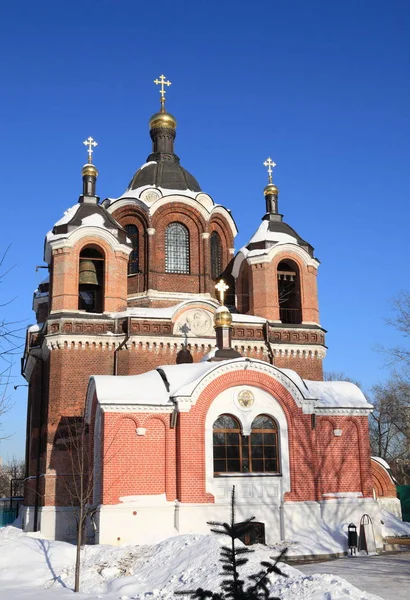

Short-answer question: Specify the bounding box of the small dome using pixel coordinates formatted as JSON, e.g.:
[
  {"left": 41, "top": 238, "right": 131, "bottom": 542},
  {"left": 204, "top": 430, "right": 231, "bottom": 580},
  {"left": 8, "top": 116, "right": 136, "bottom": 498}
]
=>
[
  {"left": 264, "top": 183, "right": 278, "bottom": 196},
  {"left": 214, "top": 305, "right": 232, "bottom": 327},
  {"left": 82, "top": 163, "right": 98, "bottom": 178},
  {"left": 149, "top": 111, "right": 177, "bottom": 130}
]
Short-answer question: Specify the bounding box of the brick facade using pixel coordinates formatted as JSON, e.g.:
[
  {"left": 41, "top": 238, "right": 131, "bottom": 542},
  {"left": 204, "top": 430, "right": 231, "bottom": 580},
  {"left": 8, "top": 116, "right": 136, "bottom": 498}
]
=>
[{"left": 91, "top": 367, "right": 374, "bottom": 510}]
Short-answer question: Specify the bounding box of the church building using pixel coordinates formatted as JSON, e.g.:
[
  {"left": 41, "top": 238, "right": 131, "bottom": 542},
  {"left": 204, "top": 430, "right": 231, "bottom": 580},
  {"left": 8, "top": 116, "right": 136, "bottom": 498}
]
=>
[{"left": 21, "top": 76, "right": 397, "bottom": 548}]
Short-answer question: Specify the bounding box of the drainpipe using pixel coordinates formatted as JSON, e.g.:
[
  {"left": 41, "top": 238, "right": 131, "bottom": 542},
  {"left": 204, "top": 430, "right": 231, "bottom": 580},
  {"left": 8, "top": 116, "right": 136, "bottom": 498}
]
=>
[
  {"left": 113, "top": 317, "right": 131, "bottom": 375},
  {"left": 33, "top": 354, "right": 45, "bottom": 532},
  {"left": 263, "top": 320, "right": 274, "bottom": 365}
]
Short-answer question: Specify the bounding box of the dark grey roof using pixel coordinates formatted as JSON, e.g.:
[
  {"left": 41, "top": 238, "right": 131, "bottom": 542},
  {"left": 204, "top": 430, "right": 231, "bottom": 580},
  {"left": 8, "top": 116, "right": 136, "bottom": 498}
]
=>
[
  {"left": 53, "top": 203, "right": 129, "bottom": 245},
  {"left": 127, "top": 159, "right": 201, "bottom": 193}
]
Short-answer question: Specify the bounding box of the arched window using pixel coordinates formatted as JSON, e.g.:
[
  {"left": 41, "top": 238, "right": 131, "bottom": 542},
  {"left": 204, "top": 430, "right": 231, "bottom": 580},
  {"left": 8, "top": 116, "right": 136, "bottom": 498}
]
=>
[
  {"left": 250, "top": 415, "right": 279, "bottom": 473},
  {"left": 124, "top": 224, "right": 139, "bottom": 274},
  {"left": 78, "top": 247, "right": 104, "bottom": 313},
  {"left": 213, "top": 414, "right": 241, "bottom": 474},
  {"left": 213, "top": 413, "right": 279, "bottom": 475},
  {"left": 165, "top": 222, "right": 190, "bottom": 273},
  {"left": 277, "top": 259, "right": 302, "bottom": 324},
  {"left": 210, "top": 231, "right": 222, "bottom": 280}
]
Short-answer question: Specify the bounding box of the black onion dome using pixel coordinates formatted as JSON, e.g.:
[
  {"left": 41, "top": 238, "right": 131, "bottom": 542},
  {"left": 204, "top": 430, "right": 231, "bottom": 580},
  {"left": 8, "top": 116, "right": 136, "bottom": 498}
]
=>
[
  {"left": 126, "top": 108, "right": 201, "bottom": 193},
  {"left": 127, "top": 159, "right": 201, "bottom": 192}
]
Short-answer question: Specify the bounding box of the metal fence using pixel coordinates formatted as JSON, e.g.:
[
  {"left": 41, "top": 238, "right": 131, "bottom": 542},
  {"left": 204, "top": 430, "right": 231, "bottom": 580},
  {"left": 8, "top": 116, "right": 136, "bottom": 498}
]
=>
[{"left": 0, "top": 507, "right": 17, "bottom": 528}]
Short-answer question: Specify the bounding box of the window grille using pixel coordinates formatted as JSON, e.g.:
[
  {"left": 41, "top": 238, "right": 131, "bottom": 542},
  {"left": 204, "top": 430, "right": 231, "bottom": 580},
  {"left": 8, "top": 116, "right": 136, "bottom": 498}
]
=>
[
  {"left": 124, "top": 224, "right": 139, "bottom": 274},
  {"left": 210, "top": 231, "right": 222, "bottom": 280},
  {"left": 213, "top": 413, "right": 279, "bottom": 475},
  {"left": 165, "top": 222, "right": 190, "bottom": 274}
]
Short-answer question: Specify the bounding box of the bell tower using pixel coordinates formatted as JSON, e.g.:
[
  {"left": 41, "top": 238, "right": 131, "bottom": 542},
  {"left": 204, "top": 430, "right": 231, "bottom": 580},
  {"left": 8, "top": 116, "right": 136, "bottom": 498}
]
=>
[
  {"left": 232, "top": 159, "right": 325, "bottom": 379},
  {"left": 46, "top": 139, "right": 131, "bottom": 315}
]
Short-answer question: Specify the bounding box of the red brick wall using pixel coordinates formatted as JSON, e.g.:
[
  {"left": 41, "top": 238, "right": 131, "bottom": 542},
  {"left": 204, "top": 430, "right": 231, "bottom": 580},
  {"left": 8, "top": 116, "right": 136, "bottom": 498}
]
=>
[
  {"left": 102, "top": 413, "right": 176, "bottom": 504},
  {"left": 112, "top": 201, "right": 234, "bottom": 304},
  {"left": 51, "top": 237, "right": 129, "bottom": 313},
  {"left": 316, "top": 417, "right": 373, "bottom": 498},
  {"left": 247, "top": 250, "right": 320, "bottom": 325},
  {"left": 371, "top": 458, "right": 397, "bottom": 498},
  {"left": 97, "top": 370, "right": 373, "bottom": 506}
]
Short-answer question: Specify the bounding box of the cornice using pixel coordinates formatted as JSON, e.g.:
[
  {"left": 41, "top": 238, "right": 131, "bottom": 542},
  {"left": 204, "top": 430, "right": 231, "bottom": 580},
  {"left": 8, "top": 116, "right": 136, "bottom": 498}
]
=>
[
  {"left": 315, "top": 407, "right": 373, "bottom": 416},
  {"left": 174, "top": 359, "right": 315, "bottom": 414},
  {"left": 49, "top": 226, "right": 132, "bottom": 256},
  {"left": 100, "top": 404, "right": 173, "bottom": 413}
]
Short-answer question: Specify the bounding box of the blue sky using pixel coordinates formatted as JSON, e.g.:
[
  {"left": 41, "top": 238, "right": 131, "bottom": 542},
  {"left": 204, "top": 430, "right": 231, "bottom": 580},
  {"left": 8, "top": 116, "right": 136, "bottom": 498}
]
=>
[{"left": 0, "top": 0, "right": 409, "bottom": 459}]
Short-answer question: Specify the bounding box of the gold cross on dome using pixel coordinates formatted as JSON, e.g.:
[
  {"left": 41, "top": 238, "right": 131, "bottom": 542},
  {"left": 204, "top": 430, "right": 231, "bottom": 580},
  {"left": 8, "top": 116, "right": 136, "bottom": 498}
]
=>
[
  {"left": 154, "top": 74, "right": 172, "bottom": 108},
  {"left": 215, "top": 280, "right": 229, "bottom": 305},
  {"left": 83, "top": 137, "right": 98, "bottom": 164},
  {"left": 263, "top": 157, "right": 276, "bottom": 184}
]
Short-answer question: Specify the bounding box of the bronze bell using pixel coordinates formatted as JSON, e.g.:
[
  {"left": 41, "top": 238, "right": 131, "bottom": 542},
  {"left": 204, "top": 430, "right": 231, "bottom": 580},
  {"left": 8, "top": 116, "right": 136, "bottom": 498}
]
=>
[{"left": 79, "top": 259, "right": 99, "bottom": 285}]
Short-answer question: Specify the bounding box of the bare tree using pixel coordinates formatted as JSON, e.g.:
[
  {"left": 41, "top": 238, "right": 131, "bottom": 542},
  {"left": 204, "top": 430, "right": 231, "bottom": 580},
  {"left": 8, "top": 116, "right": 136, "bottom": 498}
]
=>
[
  {"left": 324, "top": 371, "right": 362, "bottom": 389},
  {"left": 384, "top": 292, "right": 410, "bottom": 380},
  {"left": 0, "top": 245, "right": 21, "bottom": 437},
  {"left": 56, "top": 415, "right": 94, "bottom": 593},
  {"left": 368, "top": 377, "right": 410, "bottom": 484},
  {"left": 0, "top": 456, "right": 25, "bottom": 497}
]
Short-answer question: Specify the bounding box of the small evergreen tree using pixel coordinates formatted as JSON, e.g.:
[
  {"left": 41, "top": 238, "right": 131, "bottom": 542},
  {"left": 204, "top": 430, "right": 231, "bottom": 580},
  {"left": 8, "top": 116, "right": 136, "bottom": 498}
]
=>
[{"left": 176, "top": 486, "right": 287, "bottom": 599}]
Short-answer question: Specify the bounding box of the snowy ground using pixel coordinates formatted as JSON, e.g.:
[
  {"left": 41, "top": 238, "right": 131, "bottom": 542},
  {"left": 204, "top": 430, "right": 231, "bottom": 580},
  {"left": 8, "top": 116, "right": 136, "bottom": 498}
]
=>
[
  {"left": 299, "top": 551, "right": 410, "bottom": 600},
  {"left": 1, "top": 512, "right": 409, "bottom": 600}
]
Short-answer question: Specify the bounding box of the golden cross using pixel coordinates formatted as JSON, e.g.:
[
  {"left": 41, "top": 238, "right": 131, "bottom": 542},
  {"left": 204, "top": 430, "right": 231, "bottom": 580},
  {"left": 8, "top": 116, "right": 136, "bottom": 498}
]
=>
[
  {"left": 263, "top": 157, "right": 276, "bottom": 184},
  {"left": 83, "top": 137, "right": 98, "bottom": 163},
  {"left": 154, "top": 74, "right": 172, "bottom": 108},
  {"left": 215, "top": 280, "right": 229, "bottom": 305}
]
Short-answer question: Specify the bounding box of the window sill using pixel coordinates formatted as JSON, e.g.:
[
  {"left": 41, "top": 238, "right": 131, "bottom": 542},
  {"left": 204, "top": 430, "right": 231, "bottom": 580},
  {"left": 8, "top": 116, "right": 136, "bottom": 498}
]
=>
[{"left": 214, "top": 473, "right": 282, "bottom": 478}]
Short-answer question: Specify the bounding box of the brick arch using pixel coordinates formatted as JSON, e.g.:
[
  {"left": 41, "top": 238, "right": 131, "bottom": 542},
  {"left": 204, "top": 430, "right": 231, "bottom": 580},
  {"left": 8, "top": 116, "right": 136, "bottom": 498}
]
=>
[
  {"left": 102, "top": 414, "right": 167, "bottom": 504},
  {"left": 63, "top": 237, "right": 128, "bottom": 313},
  {"left": 209, "top": 214, "right": 234, "bottom": 261},
  {"left": 152, "top": 202, "right": 207, "bottom": 232},
  {"left": 112, "top": 208, "right": 149, "bottom": 296},
  {"left": 111, "top": 204, "right": 150, "bottom": 229},
  {"left": 236, "top": 260, "right": 251, "bottom": 313},
  {"left": 271, "top": 250, "right": 319, "bottom": 324},
  {"left": 177, "top": 368, "right": 316, "bottom": 503},
  {"left": 149, "top": 204, "right": 206, "bottom": 295},
  {"left": 317, "top": 417, "right": 365, "bottom": 497},
  {"left": 371, "top": 458, "right": 397, "bottom": 498}
]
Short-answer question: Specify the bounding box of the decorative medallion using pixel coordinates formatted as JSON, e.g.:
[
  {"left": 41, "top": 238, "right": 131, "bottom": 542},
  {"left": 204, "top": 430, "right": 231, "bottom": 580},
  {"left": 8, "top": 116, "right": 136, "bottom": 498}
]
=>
[
  {"left": 141, "top": 188, "right": 162, "bottom": 204},
  {"left": 173, "top": 309, "right": 214, "bottom": 338},
  {"left": 237, "top": 389, "right": 255, "bottom": 409}
]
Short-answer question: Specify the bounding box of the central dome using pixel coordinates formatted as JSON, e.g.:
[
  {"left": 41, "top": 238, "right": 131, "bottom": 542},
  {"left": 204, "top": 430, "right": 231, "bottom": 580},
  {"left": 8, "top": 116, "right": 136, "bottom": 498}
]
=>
[
  {"left": 127, "top": 108, "right": 201, "bottom": 193},
  {"left": 127, "top": 159, "right": 201, "bottom": 193}
]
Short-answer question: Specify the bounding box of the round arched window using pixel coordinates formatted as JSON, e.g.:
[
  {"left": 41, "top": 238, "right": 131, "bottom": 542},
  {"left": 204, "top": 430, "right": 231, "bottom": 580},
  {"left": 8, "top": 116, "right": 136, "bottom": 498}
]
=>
[
  {"left": 165, "top": 222, "right": 190, "bottom": 274},
  {"left": 213, "top": 413, "right": 279, "bottom": 475},
  {"left": 124, "top": 224, "right": 139, "bottom": 274}
]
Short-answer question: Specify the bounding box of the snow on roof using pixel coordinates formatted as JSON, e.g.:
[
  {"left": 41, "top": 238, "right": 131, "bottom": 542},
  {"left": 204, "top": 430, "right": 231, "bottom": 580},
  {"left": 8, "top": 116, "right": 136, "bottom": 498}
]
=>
[
  {"left": 109, "top": 305, "right": 177, "bottom": 320},
  {"left": 371, "top": 456, "right": 392, "bottom": 471},
  {"left": 248, "top": 220, "right": 298, "bottom": 246},
  {"left": 279, "top": 368, "right": 311, "bottom": 395},
  {"left": 305, "top": 380, "right": 373, "bottom": 409},
  {"left": 90, "top": 360, "right": 372, "bottom": 412},
  {"left": 80, "top": 212, "right": 106, "bottom": 227},
  {"left": 53, "top": 204, "right": 80, "bottom": 227},
  {"left": 158, "top": 362, "right": 216, "bottom": 396},
  {"left": 91, "top": 371, "right": 172, "bottom": 406},
  {"left": 108, "top": 301, "right": 265, "bottom": 324},
  {"left": 90, "top": 362, "right": 217, "bottom": 408},
  {"left": 115, "top": 185, "right": 200, "bottom": 203},
  {"left": 139, "top": 161, "right": 157, "bottom": 170}
]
